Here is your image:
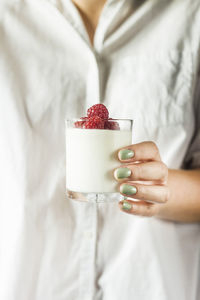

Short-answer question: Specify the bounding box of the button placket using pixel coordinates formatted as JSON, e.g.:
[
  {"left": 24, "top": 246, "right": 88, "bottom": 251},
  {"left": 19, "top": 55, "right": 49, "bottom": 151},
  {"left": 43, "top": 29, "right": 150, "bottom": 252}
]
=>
[
  {"left": 78, "top": 203, "right": 98, "bottom": 300},
  {"left": 95, "top": 53, "right": 104, "bottom": 102},
  {"left": 95, "top": 52, "right": 109, "bottom": 103},
  {"left": 86, "top": 52, "right": 105, "bottom": 104}
]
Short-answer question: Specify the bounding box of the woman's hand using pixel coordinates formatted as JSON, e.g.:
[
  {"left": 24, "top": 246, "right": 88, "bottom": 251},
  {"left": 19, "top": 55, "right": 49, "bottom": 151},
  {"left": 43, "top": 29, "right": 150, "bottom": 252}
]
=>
[{"left": 114, "top": 142, "right": 170, "bottom": 217}]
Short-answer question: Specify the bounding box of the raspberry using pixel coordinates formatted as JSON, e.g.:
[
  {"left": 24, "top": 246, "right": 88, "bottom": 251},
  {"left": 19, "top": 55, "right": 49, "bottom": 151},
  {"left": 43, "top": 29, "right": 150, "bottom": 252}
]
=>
[
  {"left": 85, "top": 116, "right": 105, "bottom": 129},
  {"left": 104, "top": 118, "right": 120, "bottom": 130},
  {"left": 74, "top": 120, "right": 85, "bottom": 128},
  {"left": 87, "top": 104, "right": 109, "bottom": 120},
  {"left": 74, "top": 117, "right": 88, "bottom": 128}
]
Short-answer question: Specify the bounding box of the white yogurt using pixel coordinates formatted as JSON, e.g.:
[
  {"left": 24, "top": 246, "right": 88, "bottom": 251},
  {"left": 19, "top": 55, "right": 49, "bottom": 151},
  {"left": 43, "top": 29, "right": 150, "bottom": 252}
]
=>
[{"left": 66, "top": 128, "right": 132, "bottom": 193}]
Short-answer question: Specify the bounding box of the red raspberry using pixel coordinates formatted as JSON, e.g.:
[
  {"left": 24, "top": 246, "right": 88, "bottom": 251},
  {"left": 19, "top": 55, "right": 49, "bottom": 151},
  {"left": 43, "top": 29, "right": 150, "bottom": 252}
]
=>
[
  {"left": 85, "top": 116, "right": 105, "bottom": 129},
  {"left": 74, "top": 120, "right": 85, "bottom": 128},
  {"left": 74, "top": 117, "right": 88, "bottom": 128},
  {"left": 104, "top": 118, "right": 120, "bottom": 130},
  {"left": 87, "top": 104, "right": 109, "bottom": 120}
]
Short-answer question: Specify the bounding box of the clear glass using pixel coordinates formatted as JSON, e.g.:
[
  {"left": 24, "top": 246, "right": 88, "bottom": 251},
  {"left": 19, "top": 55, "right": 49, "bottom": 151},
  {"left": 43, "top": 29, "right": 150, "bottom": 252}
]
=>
[{"left": 65, "top": 118, "right": 133, "bottom": 203}]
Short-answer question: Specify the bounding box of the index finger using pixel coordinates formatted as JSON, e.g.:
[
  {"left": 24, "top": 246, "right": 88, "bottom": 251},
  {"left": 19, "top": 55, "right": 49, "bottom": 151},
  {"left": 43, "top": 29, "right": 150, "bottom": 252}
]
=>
[{"left": 118, "top": 141, "right": 161, "bottom": 163}]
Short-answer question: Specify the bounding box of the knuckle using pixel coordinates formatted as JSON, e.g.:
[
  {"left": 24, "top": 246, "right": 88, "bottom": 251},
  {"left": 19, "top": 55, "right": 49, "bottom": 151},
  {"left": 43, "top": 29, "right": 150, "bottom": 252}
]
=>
[
  {"left": 149, "top": 141, "right": 159, "bottom": 155},
  {"left": 159, "top": 162, "right": 168, "bottom": 179},
  {"left": 134, "top": 163, "right": 143, "bottom": 180},
  {"left": 166, "top": 187, "right": 170, "bottom": 202},
  {"left": 138, "top": 185, "right": 146, "bottom": 200},
  {"left": 148, "top": 141, "right": 156, "bottom": 148},
  {"left": 142, "top": 204, "right": 154, "bottom": 217},
  {"left": 162, "top": 186, "right": 170, "bottom": 203}
]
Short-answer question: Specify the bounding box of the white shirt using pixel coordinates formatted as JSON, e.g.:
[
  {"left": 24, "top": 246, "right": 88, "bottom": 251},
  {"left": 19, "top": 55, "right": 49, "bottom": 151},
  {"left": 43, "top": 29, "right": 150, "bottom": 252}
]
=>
[{"left": 0, "top": 0, "right": 200, "bottom": 299}]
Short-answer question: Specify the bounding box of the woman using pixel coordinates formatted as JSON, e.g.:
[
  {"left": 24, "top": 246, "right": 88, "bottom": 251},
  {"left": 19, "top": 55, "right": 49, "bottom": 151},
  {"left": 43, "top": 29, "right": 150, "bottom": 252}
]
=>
[{"left": 0, "top": 0, "right": 200, "bottom": 299}]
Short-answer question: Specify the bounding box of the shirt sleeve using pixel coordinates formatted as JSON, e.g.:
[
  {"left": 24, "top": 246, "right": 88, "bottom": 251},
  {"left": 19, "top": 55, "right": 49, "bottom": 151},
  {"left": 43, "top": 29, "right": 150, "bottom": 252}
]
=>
[{"left": 183, "top": 71, "right": 200, "bottom": 169}]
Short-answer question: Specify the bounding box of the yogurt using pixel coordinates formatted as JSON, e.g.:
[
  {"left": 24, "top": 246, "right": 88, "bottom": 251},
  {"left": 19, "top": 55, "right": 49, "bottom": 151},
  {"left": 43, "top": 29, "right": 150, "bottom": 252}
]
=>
[{"left": 66, "top": 128, "right": 132, "bottom": 193}]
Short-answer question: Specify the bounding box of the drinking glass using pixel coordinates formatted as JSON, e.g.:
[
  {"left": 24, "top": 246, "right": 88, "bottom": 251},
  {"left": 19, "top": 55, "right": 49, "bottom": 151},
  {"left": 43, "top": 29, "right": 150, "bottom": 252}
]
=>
[{"left": 65, "top": 118, "right": 133, "bottom": 203}]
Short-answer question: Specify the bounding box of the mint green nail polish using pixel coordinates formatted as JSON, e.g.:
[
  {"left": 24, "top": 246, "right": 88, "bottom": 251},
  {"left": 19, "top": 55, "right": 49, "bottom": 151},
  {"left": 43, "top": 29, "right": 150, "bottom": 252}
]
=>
[
  {"left": 119, "top": 149, "right": 134, "bottom": 160},
  {"left": 122, "top": 201, "right": 132, "bottom": 211},
  {"left": 120, "top": 184, "right": 137, "bottom": 195},
  {"left": 114, "top": 167, "right": 131, "bottom": 179}
]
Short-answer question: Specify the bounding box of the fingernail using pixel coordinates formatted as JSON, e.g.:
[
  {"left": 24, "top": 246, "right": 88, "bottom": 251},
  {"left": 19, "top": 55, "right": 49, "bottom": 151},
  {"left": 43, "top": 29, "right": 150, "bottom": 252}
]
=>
[
  {"left": 114, "top": 167, "right": 131, "bottom": 179},
  {"left": 120, "top": 184, "right": 137, "bottom": 195},
  {"left": 122, "top": 201, "right": 132, "bottom": 211},
  {"left": 118, "top": 149, "right": 134, "bottom": 160}
]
